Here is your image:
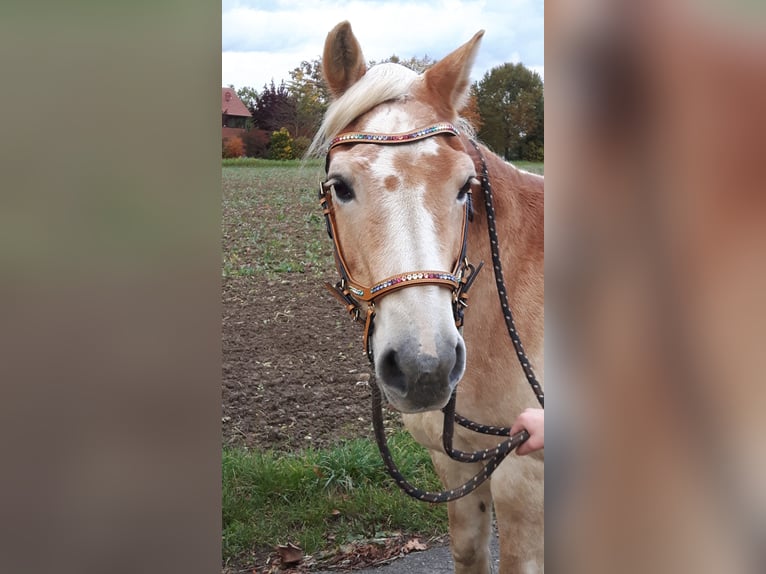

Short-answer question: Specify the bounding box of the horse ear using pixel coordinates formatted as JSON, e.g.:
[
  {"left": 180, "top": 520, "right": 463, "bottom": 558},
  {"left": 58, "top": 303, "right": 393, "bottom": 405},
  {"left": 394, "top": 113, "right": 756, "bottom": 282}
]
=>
[
  {"left": 322, "top": 21, "right": 367, "bottom": 99},
  {"left": 423, "top": 30, "right": 484, "bottom": 115}
]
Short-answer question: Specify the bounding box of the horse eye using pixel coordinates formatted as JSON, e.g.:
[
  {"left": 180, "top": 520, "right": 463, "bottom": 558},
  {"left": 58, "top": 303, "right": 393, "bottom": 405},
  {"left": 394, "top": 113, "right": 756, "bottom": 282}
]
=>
[
  {"left": 330, "top": 179, "right": 355, "bottom": 203},
  {"left": 457, "top": 178, "right": 477, "bottom": 202}
]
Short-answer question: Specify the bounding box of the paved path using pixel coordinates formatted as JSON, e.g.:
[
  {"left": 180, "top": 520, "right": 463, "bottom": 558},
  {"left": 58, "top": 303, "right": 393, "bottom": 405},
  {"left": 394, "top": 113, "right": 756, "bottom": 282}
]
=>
[{"left": 314, "top": 535, "right": 499, "bottom": 573}]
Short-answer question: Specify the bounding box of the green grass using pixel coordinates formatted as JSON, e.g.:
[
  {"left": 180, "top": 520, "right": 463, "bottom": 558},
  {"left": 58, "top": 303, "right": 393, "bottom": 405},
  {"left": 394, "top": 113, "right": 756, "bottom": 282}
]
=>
[
  {"left": 221, "top": 163, "right": 333, "bottom": 279},
  {"left": 510, "top": 160, "right": 544, "bottom": 175},
  {"left": 223, "top": 156, "right": 543, "bottom": 173},
  {"left": 222, "top": 157, "right": 324, "bottom": 168},
  {"left": 223, "top": 432, "right": 447, "bottom": 564}
]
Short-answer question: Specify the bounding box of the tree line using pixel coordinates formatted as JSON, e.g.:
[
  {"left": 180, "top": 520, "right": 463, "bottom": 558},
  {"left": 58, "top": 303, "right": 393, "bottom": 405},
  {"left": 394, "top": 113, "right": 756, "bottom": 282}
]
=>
[{"left": 225, "top": 56, "right": 543, "bottom": 162}]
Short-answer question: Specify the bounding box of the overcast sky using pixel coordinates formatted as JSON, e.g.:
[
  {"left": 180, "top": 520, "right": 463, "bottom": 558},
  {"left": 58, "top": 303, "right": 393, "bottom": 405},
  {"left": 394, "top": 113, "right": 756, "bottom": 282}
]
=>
[{"left": 222, "top": 0, "right": 544, "bottom": 91}]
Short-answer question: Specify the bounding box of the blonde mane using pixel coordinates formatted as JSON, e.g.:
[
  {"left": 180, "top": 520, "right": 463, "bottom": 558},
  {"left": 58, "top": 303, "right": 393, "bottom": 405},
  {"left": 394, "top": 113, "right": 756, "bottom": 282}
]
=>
[{"left": 307, "top": 63, "right": 418, "bottom": 157}]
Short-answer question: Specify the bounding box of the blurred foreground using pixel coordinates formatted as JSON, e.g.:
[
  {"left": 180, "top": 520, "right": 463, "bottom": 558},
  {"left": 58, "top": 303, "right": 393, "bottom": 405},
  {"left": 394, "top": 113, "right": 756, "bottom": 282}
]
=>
[{"left": 546, "top": 1, "right": 766, "bottom": 572}]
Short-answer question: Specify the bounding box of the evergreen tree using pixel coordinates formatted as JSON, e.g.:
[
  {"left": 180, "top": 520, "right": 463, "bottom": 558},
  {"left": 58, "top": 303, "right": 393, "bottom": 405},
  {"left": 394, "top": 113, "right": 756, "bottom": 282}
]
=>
[{"left": 475, "top": 63, "right": 544, "bottom": 161}]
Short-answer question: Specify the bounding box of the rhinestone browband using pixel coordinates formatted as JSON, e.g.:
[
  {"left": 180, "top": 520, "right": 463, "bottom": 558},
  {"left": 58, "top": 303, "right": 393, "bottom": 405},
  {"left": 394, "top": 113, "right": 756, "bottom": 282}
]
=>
[{"left": 329, "top": 122, "right": 459, "bottom": 151}]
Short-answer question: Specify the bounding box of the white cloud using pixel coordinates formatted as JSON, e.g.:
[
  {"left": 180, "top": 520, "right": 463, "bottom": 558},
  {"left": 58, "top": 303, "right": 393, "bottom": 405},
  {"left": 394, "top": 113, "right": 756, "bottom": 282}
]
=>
[{"left": 222, "top": 0, "right": 544, "bottom": 90}]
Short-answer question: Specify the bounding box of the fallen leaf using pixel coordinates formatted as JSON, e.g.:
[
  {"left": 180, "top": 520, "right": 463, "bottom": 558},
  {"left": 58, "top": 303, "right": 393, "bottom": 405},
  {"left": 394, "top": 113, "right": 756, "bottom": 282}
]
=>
[
  {"left": 403, "top": 538, "right": 428, "bottom": 553},
  {"left": 276, "top": 542, "right": 303, "bottom": 565}
]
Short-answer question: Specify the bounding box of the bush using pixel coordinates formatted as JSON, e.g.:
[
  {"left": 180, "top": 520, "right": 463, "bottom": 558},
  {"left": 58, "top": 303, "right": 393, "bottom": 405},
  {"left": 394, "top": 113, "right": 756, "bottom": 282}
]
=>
[
  {"left": 269, "top": 127, "right": 294, "bottom": 160},
  {"left": 241, "top": 129, "right": 270, "bottom": 158},
  {"left": 519, "top": 140, "right": 544, "bottom": 162},
  {"left": 292, "top": 135, "right": 311, "bottom": 159},
  {"left": 222, "top": 136, "right": 245, "bottom": 158}
]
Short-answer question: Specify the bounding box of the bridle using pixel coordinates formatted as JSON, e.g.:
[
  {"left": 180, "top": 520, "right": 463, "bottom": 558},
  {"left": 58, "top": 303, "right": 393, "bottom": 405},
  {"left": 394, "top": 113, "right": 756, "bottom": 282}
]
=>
[
  {"left": 319, "top": 122, "right": 544, "bottom": 503},
  {"left": 319, "top": 123, "right": 481, "bottom": 361}
]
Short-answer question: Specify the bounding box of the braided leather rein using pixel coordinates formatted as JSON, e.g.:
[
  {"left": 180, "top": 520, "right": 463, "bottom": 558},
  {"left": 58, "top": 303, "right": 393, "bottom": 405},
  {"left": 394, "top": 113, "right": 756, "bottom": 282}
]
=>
[{"left": 321, "top": 123, "right": 543, "bottom": 503}]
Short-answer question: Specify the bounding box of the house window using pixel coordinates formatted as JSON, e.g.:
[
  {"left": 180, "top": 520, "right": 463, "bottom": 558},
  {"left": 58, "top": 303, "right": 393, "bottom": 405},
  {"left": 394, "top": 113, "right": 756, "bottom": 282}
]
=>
[{"left": 223, "top": 115, "right": 247, "bottom": 129}]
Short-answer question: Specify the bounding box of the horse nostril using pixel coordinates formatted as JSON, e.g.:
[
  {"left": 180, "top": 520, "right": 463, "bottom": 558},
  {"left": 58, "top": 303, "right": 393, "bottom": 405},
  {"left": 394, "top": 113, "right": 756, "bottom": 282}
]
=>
[
  {"left": 379, "top": 349, "right": 407, "bottom": 395},
  {"left": 449, "top": 341, "right": 466, "bottom": 386}
]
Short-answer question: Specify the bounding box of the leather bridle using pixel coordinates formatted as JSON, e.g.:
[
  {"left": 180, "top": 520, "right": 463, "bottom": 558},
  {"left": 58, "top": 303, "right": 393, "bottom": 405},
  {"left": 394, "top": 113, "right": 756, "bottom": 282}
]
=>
[
  {"left": 319, "top": 123, "right": 482, "bottom": 361},
  {"left": 320, "top": 122, "right": 544, "bottom": 503}
]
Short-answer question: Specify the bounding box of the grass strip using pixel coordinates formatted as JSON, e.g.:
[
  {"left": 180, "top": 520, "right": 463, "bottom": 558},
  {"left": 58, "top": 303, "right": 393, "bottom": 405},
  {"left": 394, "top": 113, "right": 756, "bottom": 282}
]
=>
[
  {"left": 222, "top": 431, "right": 448, "bottom": 563},
  {"left": 222, "top": 157, "right": 324, "bottom": 168}
]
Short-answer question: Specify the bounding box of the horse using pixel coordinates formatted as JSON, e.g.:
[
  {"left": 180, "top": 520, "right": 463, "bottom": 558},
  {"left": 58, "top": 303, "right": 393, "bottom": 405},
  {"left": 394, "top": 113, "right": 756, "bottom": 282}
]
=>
[{"left": 309, "top": 22, "right": 544, "bottom": 574}]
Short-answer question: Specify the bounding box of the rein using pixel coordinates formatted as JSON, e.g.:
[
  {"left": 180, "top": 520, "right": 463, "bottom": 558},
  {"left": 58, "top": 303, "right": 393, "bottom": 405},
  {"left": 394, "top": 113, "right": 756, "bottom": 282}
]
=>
[{"left": 320, "top": 123, "right": 543, "bottom": 503}]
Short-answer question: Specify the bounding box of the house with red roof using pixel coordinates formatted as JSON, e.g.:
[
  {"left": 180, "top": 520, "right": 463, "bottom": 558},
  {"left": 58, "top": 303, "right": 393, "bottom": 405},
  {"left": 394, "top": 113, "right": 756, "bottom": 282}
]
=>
[{"left": 222, "top": 87, "right": 252, "bottom": 140}]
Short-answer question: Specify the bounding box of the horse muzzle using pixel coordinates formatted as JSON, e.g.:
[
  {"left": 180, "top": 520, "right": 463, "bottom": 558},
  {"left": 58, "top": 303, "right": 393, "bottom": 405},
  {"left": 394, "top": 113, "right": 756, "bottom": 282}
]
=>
[{"left": 374, "top": 333, "right": 466, "bottom": 412}]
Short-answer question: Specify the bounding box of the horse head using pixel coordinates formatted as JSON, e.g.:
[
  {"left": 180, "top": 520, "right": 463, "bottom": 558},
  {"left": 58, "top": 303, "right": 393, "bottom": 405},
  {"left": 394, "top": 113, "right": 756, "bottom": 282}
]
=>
[{"left": 314, "top": 22, "right": 485, "bottom": 413}]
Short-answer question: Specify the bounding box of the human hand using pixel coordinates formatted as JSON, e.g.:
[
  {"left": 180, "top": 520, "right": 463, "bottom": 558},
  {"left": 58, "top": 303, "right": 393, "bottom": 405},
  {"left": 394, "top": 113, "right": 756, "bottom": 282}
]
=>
[{"left": 510, "top": 408, "right": 544, "bottom": 455}]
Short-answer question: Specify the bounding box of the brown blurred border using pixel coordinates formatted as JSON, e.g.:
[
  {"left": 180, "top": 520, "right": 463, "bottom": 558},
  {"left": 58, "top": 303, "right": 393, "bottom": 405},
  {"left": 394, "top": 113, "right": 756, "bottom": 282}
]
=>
[
  {"left": 0, "top": 3, "right": 222, "bottom": 573},
  {"left": 547, "top": 1, "right": 765, "bottom": 572}
]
